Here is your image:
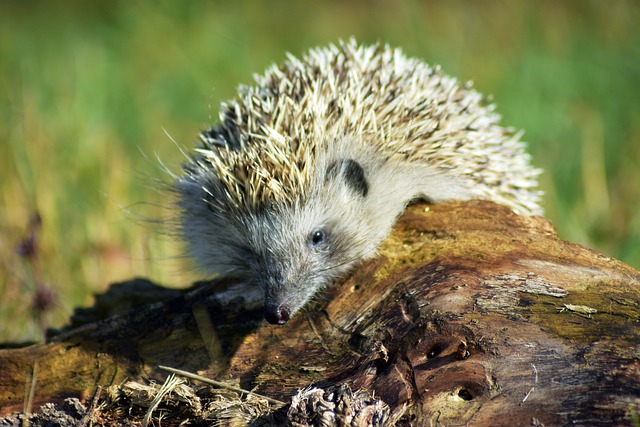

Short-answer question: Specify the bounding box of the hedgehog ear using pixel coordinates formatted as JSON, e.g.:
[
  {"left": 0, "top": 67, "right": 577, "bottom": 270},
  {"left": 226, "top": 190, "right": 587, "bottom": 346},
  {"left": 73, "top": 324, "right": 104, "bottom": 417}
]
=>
[{"left": 326, "top": 159, "right": 369, "bottom": 197}]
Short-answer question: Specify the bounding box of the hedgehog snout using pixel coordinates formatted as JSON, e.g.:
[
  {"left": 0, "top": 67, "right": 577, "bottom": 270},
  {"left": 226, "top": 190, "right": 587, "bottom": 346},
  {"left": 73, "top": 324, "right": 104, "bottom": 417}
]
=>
[{"left": 264, "top": 303, "right": 291, "bottom": 325}]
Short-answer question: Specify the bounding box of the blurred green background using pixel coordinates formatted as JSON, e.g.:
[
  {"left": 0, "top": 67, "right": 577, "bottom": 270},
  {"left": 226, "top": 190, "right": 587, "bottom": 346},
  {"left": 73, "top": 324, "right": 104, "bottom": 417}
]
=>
[{"left": 1, "top": 0, "right": 639, "bottom": 342}]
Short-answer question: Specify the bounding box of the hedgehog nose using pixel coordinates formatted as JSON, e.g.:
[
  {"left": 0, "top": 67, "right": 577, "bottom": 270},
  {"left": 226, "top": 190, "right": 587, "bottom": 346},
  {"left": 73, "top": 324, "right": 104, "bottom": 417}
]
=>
[{"left": 264, "top": 304, "right": 291, "bottom": 325}]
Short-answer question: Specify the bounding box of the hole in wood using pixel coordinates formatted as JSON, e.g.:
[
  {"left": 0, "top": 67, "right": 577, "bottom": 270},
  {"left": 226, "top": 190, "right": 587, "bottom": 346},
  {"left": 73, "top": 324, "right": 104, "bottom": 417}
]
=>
[
  {"left": 427, "top": 343, "right": 445, "bottom": 359},
  {"left": 458, "top": 388, "right": 474, "bottom": 401}
]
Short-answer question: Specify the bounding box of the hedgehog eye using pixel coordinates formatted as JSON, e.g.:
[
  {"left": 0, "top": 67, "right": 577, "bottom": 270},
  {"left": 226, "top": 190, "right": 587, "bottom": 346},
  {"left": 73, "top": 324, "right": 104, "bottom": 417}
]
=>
[{"left": 309, "top": 229, "right": 327, "bottom": 247}]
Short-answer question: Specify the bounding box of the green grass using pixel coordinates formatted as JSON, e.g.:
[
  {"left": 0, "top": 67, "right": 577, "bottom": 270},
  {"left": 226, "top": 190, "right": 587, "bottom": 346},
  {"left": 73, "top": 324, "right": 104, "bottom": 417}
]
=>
[{"left": 1, "top": 0, "right": 639, "bottom": 342}]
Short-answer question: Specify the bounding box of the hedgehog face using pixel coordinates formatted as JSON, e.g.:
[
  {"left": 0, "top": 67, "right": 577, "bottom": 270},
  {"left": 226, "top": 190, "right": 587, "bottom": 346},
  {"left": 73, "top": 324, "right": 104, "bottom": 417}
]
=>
[
  {"left": 247, "top": 213, "right": 347, "bottom": 325},
  {"left": 175, "top": 158, "right": 376, "bottom": 324},
  {"left": 247, "top": 158, "right": 377, "bottom": 324},
  {"left": 177, "top": 154, "right": 422, "bottom": 325}
]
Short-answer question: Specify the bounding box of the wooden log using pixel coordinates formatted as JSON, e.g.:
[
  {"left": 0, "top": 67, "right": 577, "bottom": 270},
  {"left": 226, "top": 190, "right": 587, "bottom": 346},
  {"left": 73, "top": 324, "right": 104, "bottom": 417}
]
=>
[{"left": 1, "top": 201, "right": 639, "bottom": 425}]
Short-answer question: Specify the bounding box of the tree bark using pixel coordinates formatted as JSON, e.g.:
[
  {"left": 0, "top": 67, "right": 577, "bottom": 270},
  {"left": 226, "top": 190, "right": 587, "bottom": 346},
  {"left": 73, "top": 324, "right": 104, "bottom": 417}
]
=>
[{"left": 1, "top": 201, "right": 639, "bottom": 426}]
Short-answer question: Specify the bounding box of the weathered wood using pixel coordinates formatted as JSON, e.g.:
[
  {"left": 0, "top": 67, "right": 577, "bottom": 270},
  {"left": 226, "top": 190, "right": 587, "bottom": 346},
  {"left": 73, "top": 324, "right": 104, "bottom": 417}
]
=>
[{"left": 1, "top": 201, "right": 639, "bottom": 425}]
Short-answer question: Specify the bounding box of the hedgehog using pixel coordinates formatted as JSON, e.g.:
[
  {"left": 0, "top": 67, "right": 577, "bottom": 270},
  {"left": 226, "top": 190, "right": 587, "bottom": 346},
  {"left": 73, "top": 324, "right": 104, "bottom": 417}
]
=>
[{"left": 174, "top": 39, "right": 542, "bottom": 325}]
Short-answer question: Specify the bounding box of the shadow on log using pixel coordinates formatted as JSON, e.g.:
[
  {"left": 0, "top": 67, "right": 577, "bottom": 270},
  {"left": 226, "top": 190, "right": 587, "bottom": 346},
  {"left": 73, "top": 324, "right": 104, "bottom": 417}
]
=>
[{"left": 1, "top": 201, "right": 639, "bottom": 426}]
